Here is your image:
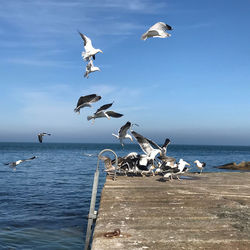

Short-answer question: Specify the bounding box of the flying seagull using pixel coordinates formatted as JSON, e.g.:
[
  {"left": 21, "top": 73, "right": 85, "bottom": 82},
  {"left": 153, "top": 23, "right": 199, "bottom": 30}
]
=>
[
  {"left": 87, "top": 102, "right": 123, "bottom": 123},
  {"left": 131, "top": 131, "right": 161, "bottom": 162},
  {"left": 4, "top": 156, "right": 37, "bottom": 171},
  {"left": 79, "top": 31, "right": 103, "bottom": 61},
  {"left": 74, "top": 94, "right": 101, "bottom": 114},
  {"left": 38, "top": 133, "right": 51, "bottom": 143},
  {"left": 194, "top": 160, "right": 206, "bottom": 174},
  {"left": 112, "top": 121, "right": 133, "bottom": 146},
  {"left": 141, "top": 22, "right": 173, "bottom": 40},
  {"left": 84, "top": 59, "right": 100, "bottom": 78}
]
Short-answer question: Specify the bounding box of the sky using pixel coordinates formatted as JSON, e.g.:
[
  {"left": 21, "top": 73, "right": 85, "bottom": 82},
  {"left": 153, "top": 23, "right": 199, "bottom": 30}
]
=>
[{"left": 0, "top": 0, "right": 250, "bottom": 145}]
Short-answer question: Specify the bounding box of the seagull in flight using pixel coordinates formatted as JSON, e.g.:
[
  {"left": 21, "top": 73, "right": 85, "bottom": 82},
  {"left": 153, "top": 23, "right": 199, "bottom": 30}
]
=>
[
  {"left": 74, "top": 94, "right": 101, "bottom": 114},
  {"left": 87, "top": 102, "right": 123, "bottom": 123},
  {"left": 131, "top": 131, "right": 162, "bottom": 162},
  {"left": 141, "top": 22, "right": 173, "bottom": 40},
  {"left": 38, "top": 132, "right": 51, "bottom": 143},
  {"left": 112, "top": 121, "right": 133, "bottom": 146},
  {"left": 4, "top": 156, "right": 37, "bottom": 171},
  {"left": 79, "top": 31, "right": 103, "bottom": 61},
  {"left": 84, "top": 59, "right": 100, "bottom": 78},
  {"left": 194, "top": 160, "right": 206, "bottom": 174}
]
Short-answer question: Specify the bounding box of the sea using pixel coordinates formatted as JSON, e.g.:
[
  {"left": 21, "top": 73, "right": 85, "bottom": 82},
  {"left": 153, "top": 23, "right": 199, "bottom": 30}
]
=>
[{"left": 0, "top": 142, "right": 250, "bottom": 249}]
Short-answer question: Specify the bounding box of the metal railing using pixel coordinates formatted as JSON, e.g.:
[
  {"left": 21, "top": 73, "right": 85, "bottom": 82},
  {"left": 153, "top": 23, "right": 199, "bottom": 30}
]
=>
[{"left": 84, "top": 149, "right": 118, "bottom": 250}]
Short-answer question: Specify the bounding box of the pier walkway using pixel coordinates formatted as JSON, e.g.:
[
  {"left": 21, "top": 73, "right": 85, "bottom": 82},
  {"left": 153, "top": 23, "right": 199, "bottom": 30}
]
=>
[{"left": 91, "top": 173, "right": 250, "bottom": 250}]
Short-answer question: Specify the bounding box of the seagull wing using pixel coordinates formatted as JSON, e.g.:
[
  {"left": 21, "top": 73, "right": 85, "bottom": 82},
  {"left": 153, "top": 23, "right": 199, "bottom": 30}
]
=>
[
  {"left": 78, "top": 32, "right": 93, "bottom": 51},
  {"left": 106, "top": 111, "right": 123, "bottom": 118},
  {"left": 95, "top": 102, "right": 113, "bottom": 114},
  {"left": 38, "top": 134, "right": 43, "bottom": 143},
  {"left": 149, "top": 22, "right": 172, "bottom": 31},
  {"left": 131, "top": 131, "right": 154, "bottom": 155},
  {"left": 146, "top": 138, "right": 162, "bottom": 151},
  {"left": 23, "top": 156, "right": 37, "bottom": 162},
  {"left": 77, "top": 94, "right": 100, "bottom": 107},
  {"left": 118, "top": 122, "right": 131, "bottom": 136}
]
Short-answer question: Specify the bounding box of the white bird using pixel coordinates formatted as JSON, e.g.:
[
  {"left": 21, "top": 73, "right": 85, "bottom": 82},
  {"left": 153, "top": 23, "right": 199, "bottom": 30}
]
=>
[
  {"left": 79, "top": 31, "right": 103, "bottom": 61},
  {"left": 38, "top": 133, "right": 51, "bottom": 143},
  {"left": 164, "top": 159, "right": 190, "bottom": 180},
  {"left": 74, "top": 94, "right": 101, "bottom": 114},
  {"left": 84, "top": 59, "right": 100, "bottom": 78},
  {"left": 87, "top": 102, "right": 123, "bottom": 123},
  {"left": 112, "top": 121, "right": 133, "bottom": 146},
  {"left": 141, "top": 22, "right": 173, "bottom": 40},
  {"left": 131, "top": 131, "right": 161, "bottom": 162},
  {"left": 194, "top": 160, "right": 206, "bottom": 174},
  {"left": 4, "top": 156, "right": 37, "bottom": 171}
]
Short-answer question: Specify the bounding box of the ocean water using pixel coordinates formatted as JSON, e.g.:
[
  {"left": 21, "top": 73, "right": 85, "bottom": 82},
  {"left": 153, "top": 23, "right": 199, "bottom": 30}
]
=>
[{"left": 0, "top": 142, "right": 250, "bottom": 249}]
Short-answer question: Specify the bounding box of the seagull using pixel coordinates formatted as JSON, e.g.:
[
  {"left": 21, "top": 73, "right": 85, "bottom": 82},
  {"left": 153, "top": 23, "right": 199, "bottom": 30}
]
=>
[
  {"left": 38, "top": 133, "right": 51, "bottom": 143},
  {"left": 194, "top": 160, "right": 206, "bottom": 174},
  {"left": 164, "top": 159, "right": 190, "bottom": 180},
  {"left": 74, "top": 94, "right": 101, "bottom": 114},
  {"left": 84, "top": 59, "right": 100, "bottom": 78},
  {"left": 4, "top": 156, "right": 37, "bottom": 171},
  {"left": 79, "top": 31, "right": 103, "bottom": 61},
  {"left": 112, "top": 121, "right": 133, "bottom": 146},
  {"left": 131, "top": 131, "right": 161, "bottom": 163},
  {"left": 99, "top": 155, "right": 116, "bottom": 173},
  {"left": 141, "top": 22, "right": 173, "bottom": 40},
  {"left": 87, "top": 102, "right": 123, "bottom": 123}
]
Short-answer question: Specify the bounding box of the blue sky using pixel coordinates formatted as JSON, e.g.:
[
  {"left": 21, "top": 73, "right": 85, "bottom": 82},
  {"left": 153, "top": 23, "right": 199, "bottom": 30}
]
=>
[{"left": 0, "top": 0, "right": 250, "bottom": 145}]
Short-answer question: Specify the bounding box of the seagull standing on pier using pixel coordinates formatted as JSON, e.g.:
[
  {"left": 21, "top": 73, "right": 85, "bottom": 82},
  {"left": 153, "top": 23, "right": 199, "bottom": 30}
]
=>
[
  {"left": 79, "top": 32, "right": 103, "bottom": 61},
  {"left": 38, "top": 133, "right": 51, "bottom": 143},
  {"left": 87, "top": 102, "right": 123, "bottom": 123},
  {"left": 84, "top": 60, "right": 100, "bottom": 78},
  {"left": 194, "top": 160, "right": 206, "bottom": 174},
  {"left": 141, "top": 22, "right": 173, "bottom": 40},
  {"left": 74, "top": 94, "right": 101, "bottom": 114},
  {"left": 4, "top": 156, "right": 37, "bottom": 171},
  {"left": 112, "top": 121, "right": 133, "bottom": 146}
]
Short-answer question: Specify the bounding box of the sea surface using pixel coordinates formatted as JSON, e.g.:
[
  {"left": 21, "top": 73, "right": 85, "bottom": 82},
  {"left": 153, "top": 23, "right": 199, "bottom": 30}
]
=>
[{"left": 0, "top": 142, "right": 250, "bottom": 249}]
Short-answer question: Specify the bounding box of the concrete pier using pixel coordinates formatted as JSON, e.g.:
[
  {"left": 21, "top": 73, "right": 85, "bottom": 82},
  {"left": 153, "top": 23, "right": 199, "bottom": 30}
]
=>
[{"left": 91, "top": 173, "right": 250, "bottom": 250}]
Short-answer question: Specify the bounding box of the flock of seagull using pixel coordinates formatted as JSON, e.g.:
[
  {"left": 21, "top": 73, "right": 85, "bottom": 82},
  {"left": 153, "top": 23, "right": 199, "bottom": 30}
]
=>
[{"left": 3, "top": 22, "right": 206, "bottom": 177}]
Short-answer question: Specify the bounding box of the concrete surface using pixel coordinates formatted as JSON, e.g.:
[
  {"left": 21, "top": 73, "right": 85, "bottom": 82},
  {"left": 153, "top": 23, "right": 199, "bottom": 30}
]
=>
[{"left": 91, "top": 173, "right": 250, "bottom": 250}]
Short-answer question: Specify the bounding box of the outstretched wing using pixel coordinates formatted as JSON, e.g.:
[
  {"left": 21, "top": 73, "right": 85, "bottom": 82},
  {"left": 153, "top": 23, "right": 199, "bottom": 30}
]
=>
[
  {"left": 38, "top": 134, "right": 43, "bottom": 143},
  {"left": 162, "top": 138, "right": 170, "bottom": 148},
  {"left": 23, "top": 156, "right": 37, "bottom": 162},
  {"left": 146, "top": 138, "right": 162, "bottom": 150},
  {"left": 149, "top": 22, "right": 173, "bottom": 31},
  {"left": 77, "top": 94, "right": 100, "bottom": 107},
  {"left": 95, "top": 102, "right": 113, "bottom": 114},
  {"left": 78, "top": 31, "right": 93, "bottom": 49},
  {"left": 131, "top": 131, "right": 153, "bottom": 155},
  {"left": 119, "top": 121, "right": 131, "bottom": 135},
  {"left": 106, "top": 111, "right": 123, "bottom": 118}
]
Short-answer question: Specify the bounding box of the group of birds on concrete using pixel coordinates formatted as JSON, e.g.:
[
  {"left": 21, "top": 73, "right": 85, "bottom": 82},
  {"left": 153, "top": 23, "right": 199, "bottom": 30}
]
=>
[{"left": 100, "top": 127, "right": 206, "bottom": 180}]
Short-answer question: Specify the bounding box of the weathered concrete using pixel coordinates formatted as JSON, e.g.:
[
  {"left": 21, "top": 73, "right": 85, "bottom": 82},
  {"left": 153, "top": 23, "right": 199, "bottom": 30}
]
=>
[{"left": 91, "top": 173, "right": 250, "bottom": 250}]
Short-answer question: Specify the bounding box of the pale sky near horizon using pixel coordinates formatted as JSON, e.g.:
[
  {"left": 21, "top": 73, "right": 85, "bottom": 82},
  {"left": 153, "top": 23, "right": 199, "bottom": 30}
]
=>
[{"left": 0, "top": 0, "right": 250, "bottom": 145}]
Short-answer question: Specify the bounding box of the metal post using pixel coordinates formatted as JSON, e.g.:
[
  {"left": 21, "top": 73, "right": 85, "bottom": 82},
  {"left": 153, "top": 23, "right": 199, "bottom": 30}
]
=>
[{"left": 84, "top": 149, "right": 118, "bottom": 250}]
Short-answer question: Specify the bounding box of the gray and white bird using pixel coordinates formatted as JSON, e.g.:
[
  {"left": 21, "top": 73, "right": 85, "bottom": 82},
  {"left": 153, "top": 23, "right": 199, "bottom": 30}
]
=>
[
  {"left": 164, "top": 159, "right": 190, "bottom": 180},
  {"left": 79, "top": 32, "right": 103, "bottom": 61},
  {"left": 131, "top": 131, "right": 161, "bottom": 162},
  {"left": 74, "top": 94, "right": 101, "bottom": 114},
  {"left": 84, "top": 59, "right": 100, "bottom": 78},
  {"left": 194, "top": 160, "right": 206, "bottom": 174},
  {"left": 112, "top": 121, "right": 133, "bottom": 146},
  {"left": 4, "top": 156, "right": 37, "bottom": 171},
  {"left": 38, "top": 133, "right": 51, "bottom": 143},
  {"left": 87, "top": 102, "right": 123, "bottom": 123},
  {"left": 141, "top": 22, "right": 173, "bottom": 40}
]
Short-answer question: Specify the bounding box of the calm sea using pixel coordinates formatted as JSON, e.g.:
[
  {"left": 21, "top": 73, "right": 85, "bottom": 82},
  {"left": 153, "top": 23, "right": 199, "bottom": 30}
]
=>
[{"left": 0, "top": 142, "right": 250, "bottom": 249}]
